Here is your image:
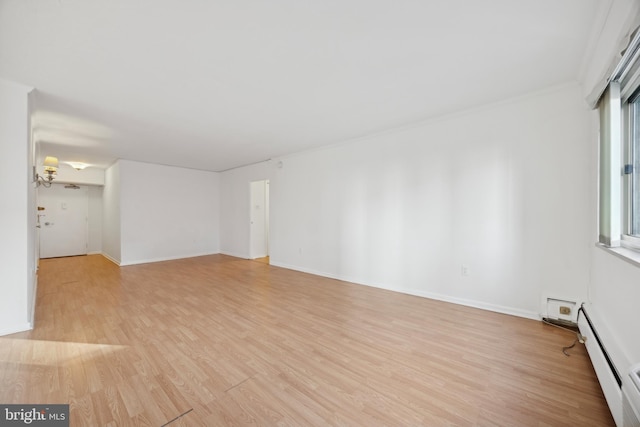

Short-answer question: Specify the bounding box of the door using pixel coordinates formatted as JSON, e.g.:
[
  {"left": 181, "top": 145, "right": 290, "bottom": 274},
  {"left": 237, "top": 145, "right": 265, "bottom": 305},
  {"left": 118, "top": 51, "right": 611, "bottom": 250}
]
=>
[
  {"left": 38, "top": 184, "right": 88, "bottom": 258},
  {"left": 250, "top": 180, "right": 269, "bottom": 259}
]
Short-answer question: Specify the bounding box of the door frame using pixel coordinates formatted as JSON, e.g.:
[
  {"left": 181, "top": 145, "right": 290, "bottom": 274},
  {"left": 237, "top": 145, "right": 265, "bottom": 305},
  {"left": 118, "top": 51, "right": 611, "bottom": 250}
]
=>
[
  {"left": 38, "top": 183, "right": 89, "bottom": 259},
  {"left": 249, "top": 179, "right": 270, "bottom": 260}
]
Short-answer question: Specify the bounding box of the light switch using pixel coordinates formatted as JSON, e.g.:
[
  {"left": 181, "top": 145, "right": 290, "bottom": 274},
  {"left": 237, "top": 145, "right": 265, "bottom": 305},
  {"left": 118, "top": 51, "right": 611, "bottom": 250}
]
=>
[{"left": 61, "top": 202, "right": 67, "bottom": 210}]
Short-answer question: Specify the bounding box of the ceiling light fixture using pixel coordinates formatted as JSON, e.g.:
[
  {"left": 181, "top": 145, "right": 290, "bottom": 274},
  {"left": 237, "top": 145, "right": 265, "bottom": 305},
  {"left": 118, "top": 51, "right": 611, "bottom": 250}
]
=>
[
  {"left": 66, "top": 161, "right": 89, "bottom": 170},
  {"left": 35, "top": 156, "right": 59, "bottom": 188}
]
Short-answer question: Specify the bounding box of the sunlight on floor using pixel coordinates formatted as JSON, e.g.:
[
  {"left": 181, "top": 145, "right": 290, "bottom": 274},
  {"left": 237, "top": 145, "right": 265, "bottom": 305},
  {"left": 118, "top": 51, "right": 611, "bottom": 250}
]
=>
[{"left": 0, "top": 338, "right": 127, "bottom": 367}]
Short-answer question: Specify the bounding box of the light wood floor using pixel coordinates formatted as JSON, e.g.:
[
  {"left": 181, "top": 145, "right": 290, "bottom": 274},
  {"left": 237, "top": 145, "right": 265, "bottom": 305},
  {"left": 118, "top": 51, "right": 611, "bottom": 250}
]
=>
[{"left": 0, "top": 254, "right": 613, "bottom": 426}]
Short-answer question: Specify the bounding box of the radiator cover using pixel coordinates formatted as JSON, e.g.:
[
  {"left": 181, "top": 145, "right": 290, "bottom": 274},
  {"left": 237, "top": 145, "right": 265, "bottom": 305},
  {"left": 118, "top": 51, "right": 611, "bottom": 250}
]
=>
[
  {"left": 578, "top": 306, "right": 623, "bottom": 426},
  {"left": 623, "top": 363, "right": 640, "bottom": 427}
]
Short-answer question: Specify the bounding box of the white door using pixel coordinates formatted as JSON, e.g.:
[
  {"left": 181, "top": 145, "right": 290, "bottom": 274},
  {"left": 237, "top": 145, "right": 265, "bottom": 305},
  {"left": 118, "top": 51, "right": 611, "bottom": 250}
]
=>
[
  {"left": 250, "top": 180, "right": 269, "bottom": 259},
  {"left": 38, "top": 184, "right": 88, "bottom": 258}
]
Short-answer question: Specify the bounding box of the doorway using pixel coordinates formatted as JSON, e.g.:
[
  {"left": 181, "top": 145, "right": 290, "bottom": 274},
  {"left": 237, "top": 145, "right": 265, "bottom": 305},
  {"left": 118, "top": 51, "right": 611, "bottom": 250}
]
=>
[
  {"left": 250, "top": 180, "right": 270, "bottom": 261},
  {"left": 38, "top": 184, "right": 88, "bottom": 258}
]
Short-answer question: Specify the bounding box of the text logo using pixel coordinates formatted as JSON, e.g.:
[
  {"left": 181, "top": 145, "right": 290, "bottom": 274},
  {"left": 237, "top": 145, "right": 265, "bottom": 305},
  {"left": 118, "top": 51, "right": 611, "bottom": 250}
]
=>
[{"left": 0, "top": 405, "right": 69, "bottom": 426}]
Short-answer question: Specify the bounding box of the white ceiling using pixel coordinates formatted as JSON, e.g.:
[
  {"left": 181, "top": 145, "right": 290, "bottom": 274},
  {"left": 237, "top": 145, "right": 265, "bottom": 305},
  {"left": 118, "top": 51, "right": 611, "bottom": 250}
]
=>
[{"left": 0, "top": 0, "right": 603, "bottom": 172}]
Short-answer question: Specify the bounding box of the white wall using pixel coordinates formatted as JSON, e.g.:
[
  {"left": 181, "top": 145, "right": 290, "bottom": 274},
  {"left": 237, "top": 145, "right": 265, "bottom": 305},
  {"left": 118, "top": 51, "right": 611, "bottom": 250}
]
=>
[
  {"left": 0, "top": 78, "right": 34, "bottom": 336},
  {"left": 119, "top": 160, "right": 220, "bottom": 265},
  {"left": 220, "top": 83, "right": 592, "bottom": 320},
  {"left": 102, "top": 162, "right": 121, "bottom": 264},
  {"left": 589, "top": 249, "right": 640, "bottom": 372},
  {"left": 27, "top": 90, "right": 37, "bottom": 326}
]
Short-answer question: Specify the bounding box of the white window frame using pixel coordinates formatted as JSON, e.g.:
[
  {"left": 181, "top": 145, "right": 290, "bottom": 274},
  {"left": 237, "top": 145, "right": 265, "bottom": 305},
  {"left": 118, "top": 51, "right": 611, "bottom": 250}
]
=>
[
  {"left": 620, "top": 54, "right": 640, "bottom": 251},
  {"left": 597, "top": 27, "right": 640, "bottom": 259}
]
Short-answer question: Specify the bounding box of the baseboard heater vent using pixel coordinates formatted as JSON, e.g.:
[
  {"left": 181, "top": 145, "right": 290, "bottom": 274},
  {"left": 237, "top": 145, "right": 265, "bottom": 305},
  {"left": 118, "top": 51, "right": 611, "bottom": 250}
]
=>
[
  {"left": 578, "top": 305, "right": 621, "bottom": 386},
  {"left": 577, "top": 305, "right": 623, "bottom": 425},
  {"left": 624, "top": 364, "right": 640, "bottom": 427}
]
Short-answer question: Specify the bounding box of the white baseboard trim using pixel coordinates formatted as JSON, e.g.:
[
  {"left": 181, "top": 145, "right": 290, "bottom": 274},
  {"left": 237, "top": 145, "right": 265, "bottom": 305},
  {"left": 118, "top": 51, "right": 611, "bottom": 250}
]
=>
[
  {"left": 220, "top": 251, "right": 250, "bottom": 259},
  {"left": 396, "top": 288, "right": 540, "bottom": 320},
  {"left": 270, "top": 261, "right": 540, "bottom": 321},
  {"left": 119, "top": 252, "right": 220, "bottom": 266},
  {"left": 29, "top": 272, "right": 38, "bottom": 328},
  {"left": 101, "top": 252, "right": 121, "bottom": 266},
  {"left": 0, "top": 322, "right": 33, "bottom": 337}
]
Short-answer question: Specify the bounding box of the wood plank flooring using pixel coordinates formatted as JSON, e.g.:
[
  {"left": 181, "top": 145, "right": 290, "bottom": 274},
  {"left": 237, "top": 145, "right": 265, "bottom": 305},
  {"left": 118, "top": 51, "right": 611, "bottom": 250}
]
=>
[{"left": 0, "top": 254, "right": 614, "bottom": 426}]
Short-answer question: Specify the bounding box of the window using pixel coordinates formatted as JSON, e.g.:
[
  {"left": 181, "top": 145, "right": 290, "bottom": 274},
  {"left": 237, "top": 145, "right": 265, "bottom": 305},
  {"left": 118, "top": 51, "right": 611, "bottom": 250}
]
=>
[
  {"left": 598, "top": 27, "right": 640, "bottom": 251},
  {"left": 623, "top": 92, "right": 640, "bottom": 248},
  {"left": 628, "top": 96, "right": 640, "bottom": 236}
]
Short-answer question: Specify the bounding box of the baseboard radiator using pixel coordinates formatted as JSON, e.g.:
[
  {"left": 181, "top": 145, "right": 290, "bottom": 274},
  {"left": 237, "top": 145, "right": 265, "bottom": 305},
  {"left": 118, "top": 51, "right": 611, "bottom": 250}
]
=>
[
  {"left": 578, "top": 305, "right": 640, "bottom": 426},
  {"left": 625, "top": 363, "right": 640, "bottom": 427}
]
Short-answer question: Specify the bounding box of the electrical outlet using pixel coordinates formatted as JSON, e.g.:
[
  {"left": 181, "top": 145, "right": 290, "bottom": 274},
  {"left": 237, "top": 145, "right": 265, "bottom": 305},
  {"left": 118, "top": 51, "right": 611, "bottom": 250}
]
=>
[
  {"left": 461, "top": 265, "right": 469, "bottom": 276},
  {"left": 546, "top": 298, "right": 577, "bottom": 324},
  {"left": 559, "top": 306, "right": 571, "bottom": 315}
]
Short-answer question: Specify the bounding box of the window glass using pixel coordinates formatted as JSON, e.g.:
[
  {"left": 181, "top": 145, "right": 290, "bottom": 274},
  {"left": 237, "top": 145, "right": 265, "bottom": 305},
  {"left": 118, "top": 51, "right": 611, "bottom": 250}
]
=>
[{"left": 633, "top": 100, "right": 640, "bottom": 236}]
